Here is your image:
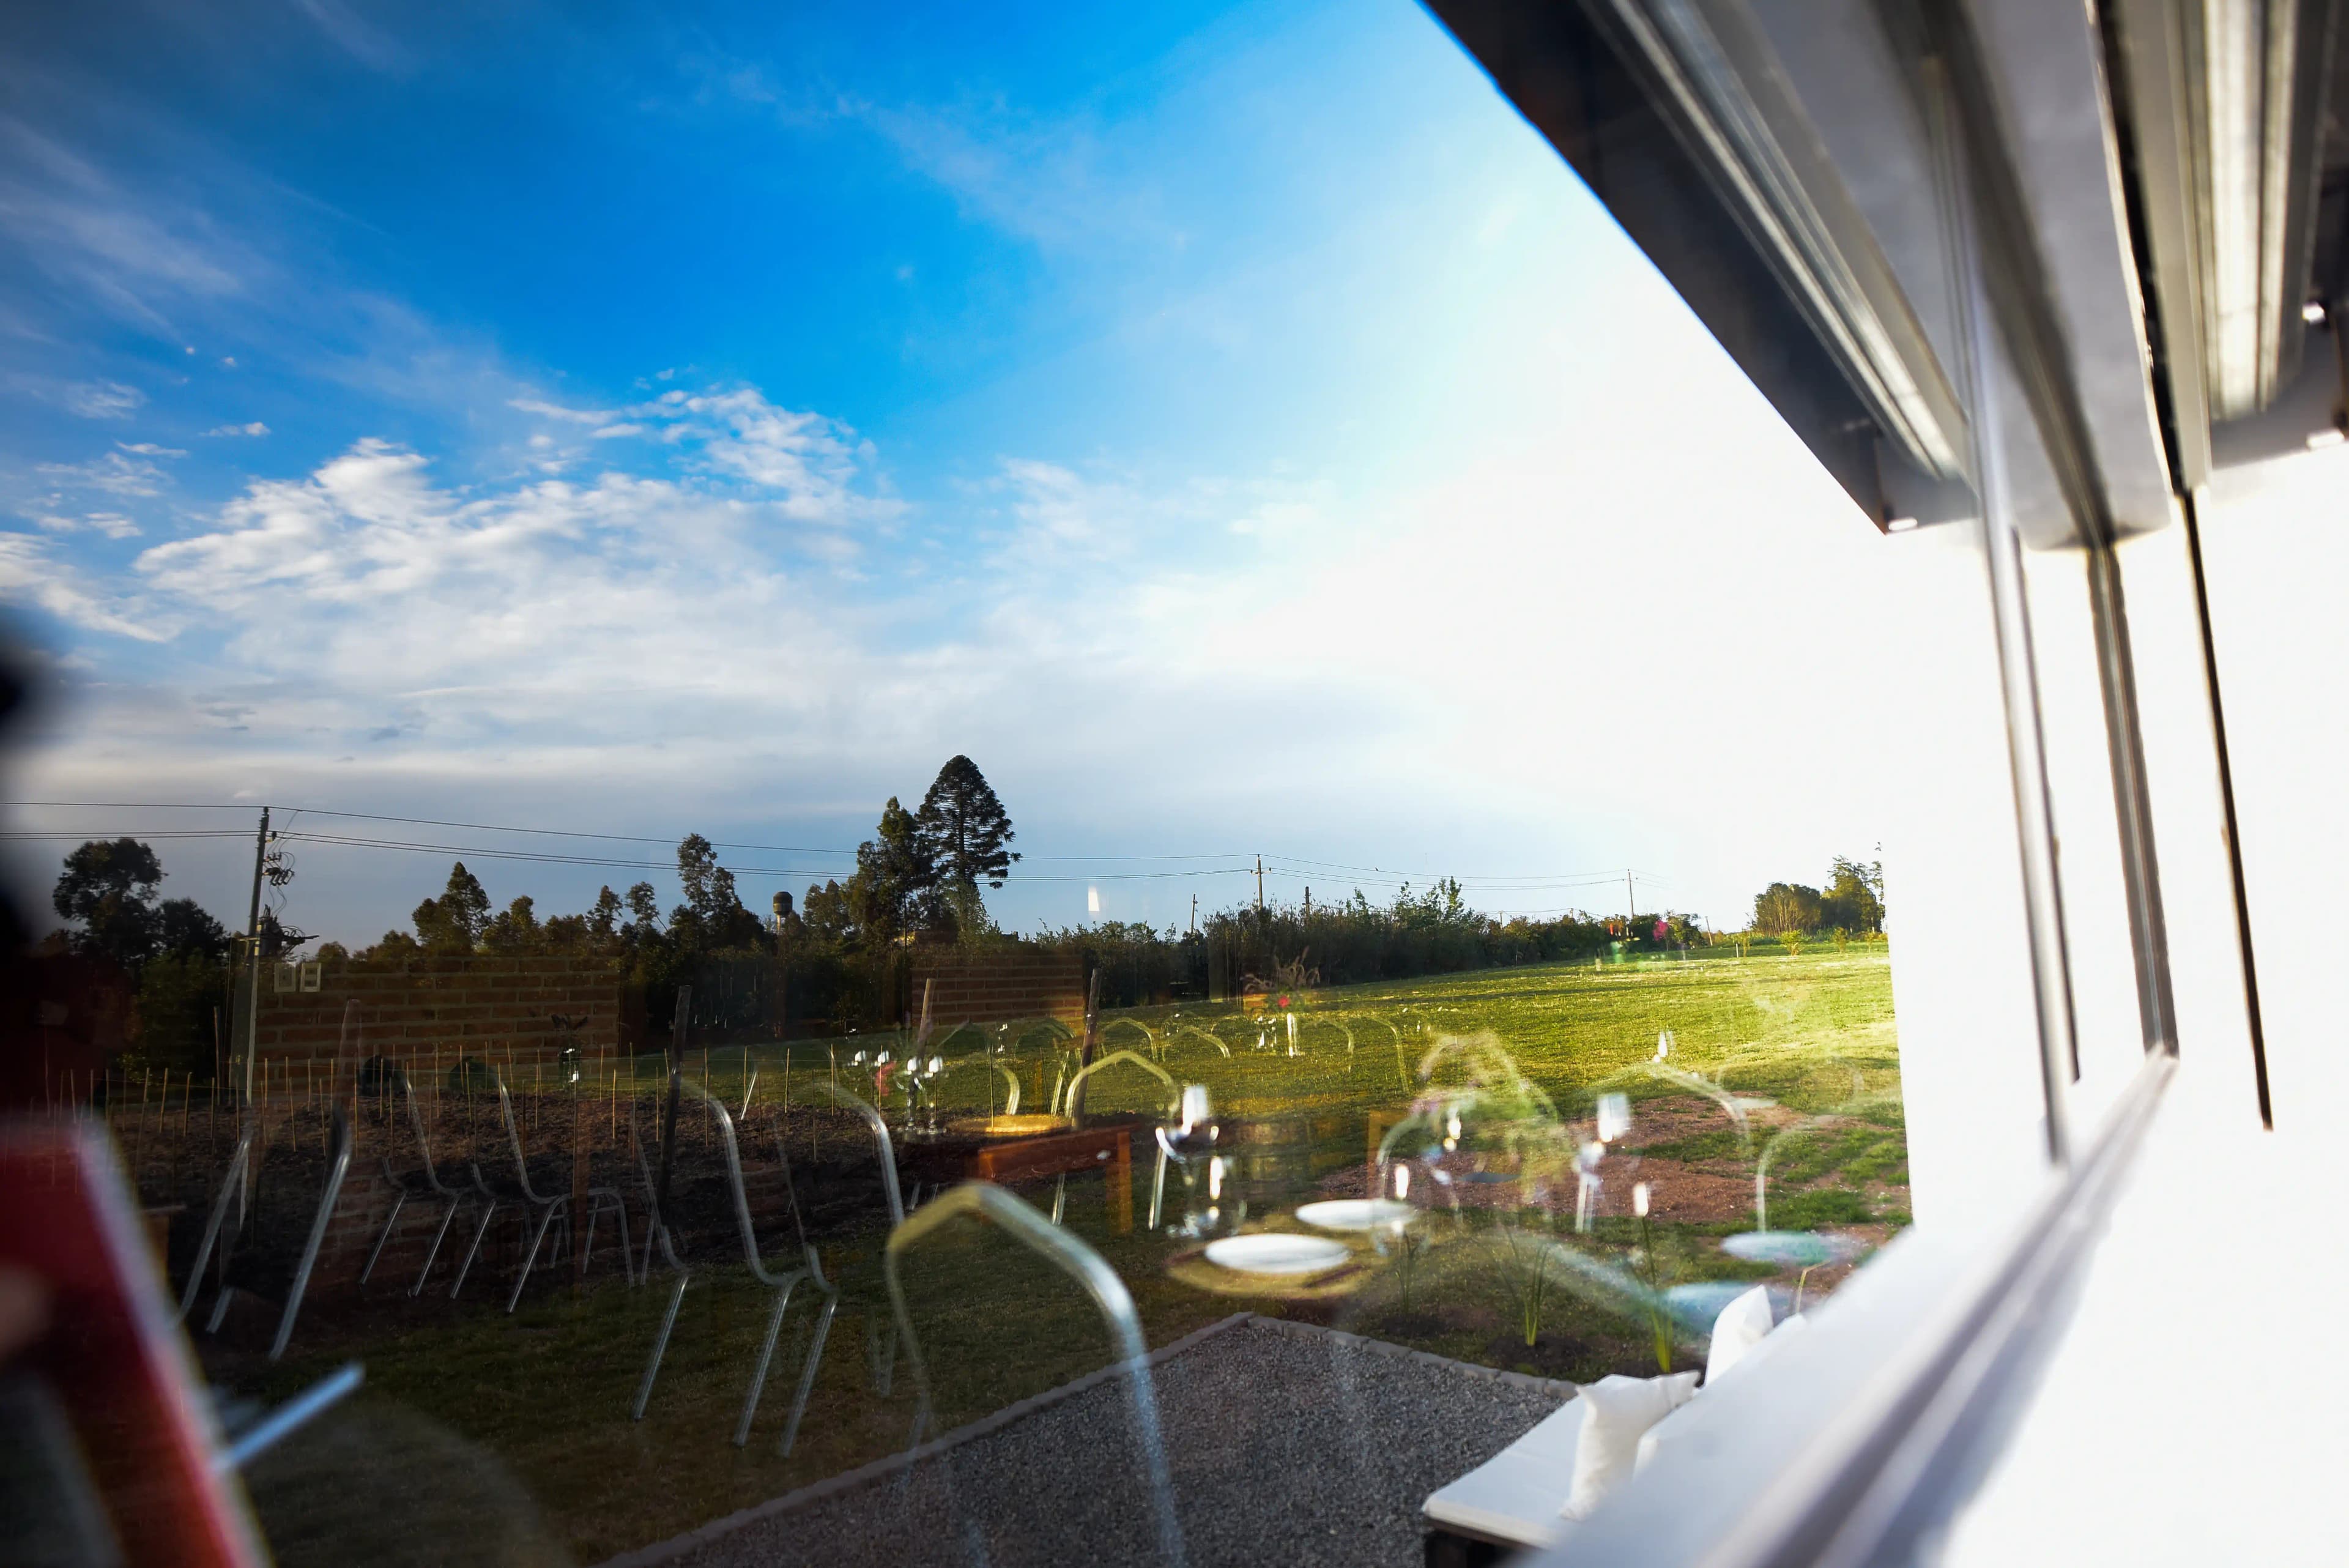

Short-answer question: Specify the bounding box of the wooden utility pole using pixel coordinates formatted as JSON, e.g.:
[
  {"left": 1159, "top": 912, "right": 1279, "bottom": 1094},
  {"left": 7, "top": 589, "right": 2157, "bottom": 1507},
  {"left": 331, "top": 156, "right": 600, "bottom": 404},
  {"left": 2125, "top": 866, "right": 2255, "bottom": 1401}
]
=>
[
  {"left": 1255, "top": 855, "right": 1264, "bottom": 915},
  {"left": 240, "top": 807, "right": 270, "bottom": 1107},
  {"left": 1625, "top": 869, "right": 1635, "bottom": 924}
]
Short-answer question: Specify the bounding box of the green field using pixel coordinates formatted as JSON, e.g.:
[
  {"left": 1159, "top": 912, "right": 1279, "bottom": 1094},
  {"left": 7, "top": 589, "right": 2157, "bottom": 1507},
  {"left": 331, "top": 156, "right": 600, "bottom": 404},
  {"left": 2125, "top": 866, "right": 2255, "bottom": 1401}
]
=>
[{"left": 230, "top": 947, "right": 1902, "bottom": 1567}]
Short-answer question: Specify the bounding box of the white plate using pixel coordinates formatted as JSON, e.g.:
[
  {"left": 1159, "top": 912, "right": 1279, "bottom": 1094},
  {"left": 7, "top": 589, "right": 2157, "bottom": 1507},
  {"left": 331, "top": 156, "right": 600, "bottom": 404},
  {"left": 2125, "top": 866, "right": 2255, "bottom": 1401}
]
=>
[
  {"left": 1294, "top": 1199, "right": 1414, "bottom": 1233},
  {"left": 1203, "top": 1233, "right": 1352, "bottom": 1276}
]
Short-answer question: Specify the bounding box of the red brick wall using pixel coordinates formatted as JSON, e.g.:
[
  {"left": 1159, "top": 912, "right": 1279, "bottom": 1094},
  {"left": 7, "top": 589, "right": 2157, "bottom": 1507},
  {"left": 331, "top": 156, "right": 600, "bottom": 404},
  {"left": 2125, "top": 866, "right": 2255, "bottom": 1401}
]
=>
[
  {"left": 250, "top": 954, "right": 625, "bottom": 1071},
  {"left": 908, "top": 950, "right": 1087, "bottom": 1028}
]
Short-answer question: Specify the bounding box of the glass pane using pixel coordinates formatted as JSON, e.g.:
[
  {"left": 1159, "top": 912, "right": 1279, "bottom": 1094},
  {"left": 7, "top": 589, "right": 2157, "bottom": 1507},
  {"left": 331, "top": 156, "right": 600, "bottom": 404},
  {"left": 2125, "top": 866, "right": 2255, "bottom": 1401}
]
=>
[{"left": 2, "top": 4, "right": 1920, "bottom": 1562}]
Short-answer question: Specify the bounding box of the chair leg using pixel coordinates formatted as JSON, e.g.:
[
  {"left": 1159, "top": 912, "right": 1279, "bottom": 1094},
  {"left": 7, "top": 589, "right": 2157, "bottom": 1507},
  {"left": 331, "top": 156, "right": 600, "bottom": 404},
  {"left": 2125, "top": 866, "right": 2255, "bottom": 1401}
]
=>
[
  {"left": 734, "top": 1277, "right": 801, "bottom": 1447},
  {"left": 451, "top": 1200, "right": 499, "bottom": 1299},
  {"left": 780, "top": 1292, "right": 837, "bottom": 1457},
  {"left": 633, "top": 1270, "right": 690, "bottom": 1421},
  {"left": 177, "top": 1143, "right": 250, "bottom": 1323},
  {"left": 508, "top": 1202, "right": 562, "bottom": 1314},
  {"left": 360, "top": 1191, "right": 409, "bottom": 1285},
  {"left": 588, "top": 1195, "right": 635, "bottom": 1285},
  {"left": 412, "top": 1199, "right": 462, "bottom": 1298},
  {"left": 1051, "top": 1173, "right": 1067, "bottom": 1225},
  {"left": 609, "top": 1200, "right": 636, "bottom": 1286}
]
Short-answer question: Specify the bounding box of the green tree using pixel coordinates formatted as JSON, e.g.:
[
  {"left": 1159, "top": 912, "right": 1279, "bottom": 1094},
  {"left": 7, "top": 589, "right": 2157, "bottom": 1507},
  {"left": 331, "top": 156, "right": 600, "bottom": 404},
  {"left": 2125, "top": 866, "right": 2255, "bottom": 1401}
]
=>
[
  {"left": 412, "top": 861, "right": 492, "bottom": 952},
  {"left": 587, "top": 885, "right": 624, "bottom": 943},
  {"left": 671, "top": 834, "right": 762, "bottom": 951},
  {"left": 916, "top": 754, "right": 1020, "bottom": 894},
  {"left": 481, "top": 894, "right": 543, "bottom": 953},
  {"left": 1819, "top": 856, "right": 1887, "bottom": 934},
  {"left": 157, "top": 897, "right": 229, "bottom": 963},
  {"left": 623, "top": 881, "right": 663, "bottom": 943},
  {"left": 1753, "top": 882, "right": 1824, "bottom": 936},
  {"left": 855, "top": 796, "right": 940, "bottom": 943},
  {"left": 801, "top": 878, "right": 861, "bottom": 944},
  {"left": 53, "top": 837, "right": 165, "bottom": 970}
]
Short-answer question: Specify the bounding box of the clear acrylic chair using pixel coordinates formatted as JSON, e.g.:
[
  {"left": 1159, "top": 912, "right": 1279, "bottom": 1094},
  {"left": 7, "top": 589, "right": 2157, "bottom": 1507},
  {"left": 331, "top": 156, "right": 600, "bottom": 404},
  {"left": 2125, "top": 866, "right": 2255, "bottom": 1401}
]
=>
[
  {"left": 359, "top": 1065, "right": 480, "bottom": 1296},
  {"left": 886, "top": 1181, "right": 1188, "bottom": 1568},
  {"left": 456, "top": 1068, "right": 634, "bottom": 1312},
  {"left": 630, "top": 1082, "right": 838, "bottom": 1452}
]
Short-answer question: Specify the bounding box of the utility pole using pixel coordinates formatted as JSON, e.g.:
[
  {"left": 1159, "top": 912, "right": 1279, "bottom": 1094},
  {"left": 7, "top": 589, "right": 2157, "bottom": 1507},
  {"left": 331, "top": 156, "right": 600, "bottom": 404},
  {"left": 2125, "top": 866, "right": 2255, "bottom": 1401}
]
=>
[
  {"left": 1625, "top": 868, "right": 1636, "bottom": 923},
  {"left": 241, "top": 807, "right": 270, "bottom": 1107},
  {"left": 1255, "top": 855, "right": 1264, "bottom": 916},
  {"left": 1304, "top": 886, "right": 1312, "bottom": 918},
  {"left": 1189, "top": 893, "right": 1197, "bottom": 935}
]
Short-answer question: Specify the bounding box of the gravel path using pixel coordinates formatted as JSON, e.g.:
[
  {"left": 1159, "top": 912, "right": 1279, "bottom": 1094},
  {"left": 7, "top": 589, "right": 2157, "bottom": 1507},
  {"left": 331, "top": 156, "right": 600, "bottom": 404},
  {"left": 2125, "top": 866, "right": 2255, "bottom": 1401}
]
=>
[{"left": 606, "top": 1314, "right": 1570, "bottom": 1568}]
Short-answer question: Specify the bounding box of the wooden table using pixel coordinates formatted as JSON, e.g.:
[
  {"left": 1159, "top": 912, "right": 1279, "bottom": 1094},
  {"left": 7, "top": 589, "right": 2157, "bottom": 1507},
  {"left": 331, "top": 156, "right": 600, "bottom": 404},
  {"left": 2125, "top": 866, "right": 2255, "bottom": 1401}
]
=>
[{"left": 902, "top": 1122, "right": 1137, "bottom": 1233}]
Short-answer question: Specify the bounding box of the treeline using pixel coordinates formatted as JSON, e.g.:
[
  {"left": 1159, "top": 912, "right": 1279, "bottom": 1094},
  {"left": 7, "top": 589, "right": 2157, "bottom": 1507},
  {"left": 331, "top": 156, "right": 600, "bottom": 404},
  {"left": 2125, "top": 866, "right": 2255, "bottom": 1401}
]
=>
[
  {"left": 341, "top": 756, "right": 1024, "bottom": 1033},
  {"left": 1751, "top": 856, "right": 1885, "bottom": 937},
  {"left": 1033, "top": 879, "right": 1706, "bottom": 1009}
]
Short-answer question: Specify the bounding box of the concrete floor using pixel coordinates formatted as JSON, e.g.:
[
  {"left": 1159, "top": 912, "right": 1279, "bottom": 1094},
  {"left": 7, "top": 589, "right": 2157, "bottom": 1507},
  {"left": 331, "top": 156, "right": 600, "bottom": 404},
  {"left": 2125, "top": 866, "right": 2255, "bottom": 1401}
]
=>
[{"left": 604, "top": 1314, "right": 1570, "bottom": 1568}]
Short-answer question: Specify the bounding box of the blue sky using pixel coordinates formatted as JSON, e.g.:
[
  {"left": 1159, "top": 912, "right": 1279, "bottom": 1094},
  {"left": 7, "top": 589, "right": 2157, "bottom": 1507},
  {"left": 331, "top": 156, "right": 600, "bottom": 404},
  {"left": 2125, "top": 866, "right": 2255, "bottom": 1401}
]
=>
[{"left": 0, "top": 0, "right": 1904, "bottom": 943}]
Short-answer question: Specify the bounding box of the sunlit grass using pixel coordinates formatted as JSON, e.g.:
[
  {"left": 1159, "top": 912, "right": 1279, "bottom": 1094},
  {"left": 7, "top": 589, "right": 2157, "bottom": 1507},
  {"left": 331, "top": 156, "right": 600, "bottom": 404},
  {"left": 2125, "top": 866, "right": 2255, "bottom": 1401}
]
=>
[{"left": 231, "top": 948, "right": 1900, "bottom": 1566}]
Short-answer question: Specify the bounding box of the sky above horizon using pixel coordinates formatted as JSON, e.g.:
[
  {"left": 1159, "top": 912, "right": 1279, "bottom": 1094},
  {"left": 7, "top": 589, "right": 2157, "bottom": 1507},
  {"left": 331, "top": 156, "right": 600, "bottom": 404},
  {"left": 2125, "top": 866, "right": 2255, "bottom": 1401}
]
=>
[{"left": 0, "top": 0, "right": 1905, "bottom": 945}]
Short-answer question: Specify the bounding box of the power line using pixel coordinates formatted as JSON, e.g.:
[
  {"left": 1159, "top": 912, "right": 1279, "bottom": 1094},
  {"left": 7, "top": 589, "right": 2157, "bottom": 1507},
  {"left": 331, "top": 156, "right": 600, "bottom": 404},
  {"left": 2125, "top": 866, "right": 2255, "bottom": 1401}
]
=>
[
  {"left": 3, "top": 800, "right": 1253, "bottom": 862},
  {"left": 6, "top": 801, "right": 1674, "bottom": 891},
  {"left": 274, "top": 831, "right": 1255, "bottom": 883}
]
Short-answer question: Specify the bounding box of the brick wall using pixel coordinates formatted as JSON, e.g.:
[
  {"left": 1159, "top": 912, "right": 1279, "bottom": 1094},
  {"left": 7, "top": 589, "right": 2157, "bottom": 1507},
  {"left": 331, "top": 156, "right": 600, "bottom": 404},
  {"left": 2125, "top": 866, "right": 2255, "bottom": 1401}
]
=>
[
  {"left": 249, "top": 954, "right": 626, "bottom": 1071},
  {"left": 908, "top": 949, "right": 1087, "bottom": 1028}
]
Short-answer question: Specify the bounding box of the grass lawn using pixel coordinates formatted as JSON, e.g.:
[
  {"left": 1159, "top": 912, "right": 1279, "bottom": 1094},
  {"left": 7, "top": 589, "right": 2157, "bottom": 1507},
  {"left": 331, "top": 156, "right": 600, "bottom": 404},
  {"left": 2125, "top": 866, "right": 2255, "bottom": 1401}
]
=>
[{"left": 224, "top": 947, "right": 1901, "bottom": 1566}]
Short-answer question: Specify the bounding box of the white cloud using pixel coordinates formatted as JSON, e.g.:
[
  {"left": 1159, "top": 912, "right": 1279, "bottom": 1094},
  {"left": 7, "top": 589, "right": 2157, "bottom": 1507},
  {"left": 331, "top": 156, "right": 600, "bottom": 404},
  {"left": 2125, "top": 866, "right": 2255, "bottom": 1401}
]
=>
[
  {"left": 65, "top": 381, "right": 145, "bottom": 418},
  {"left": 37, "top": 451, "right": 168, "bottom": 497},
  {"left": 31, "top": 511, "right": 141, "bottom": 540},
  {"left": 117, "top": 441, "right": 186, "bottom": 458},
  {"left": 509, "top": 383, "right": 899, "bottom": 530},
  {"left": 0, "top": 533, "right": 169, "bottom": 640},
  {"left": 202, "top": 422, "right": 270, "bottom": 437}
]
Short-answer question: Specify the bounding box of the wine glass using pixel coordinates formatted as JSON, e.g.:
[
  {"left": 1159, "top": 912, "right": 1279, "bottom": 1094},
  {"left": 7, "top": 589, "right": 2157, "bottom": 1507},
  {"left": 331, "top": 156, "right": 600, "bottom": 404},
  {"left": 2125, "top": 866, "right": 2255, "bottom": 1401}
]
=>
[{"left": 1154, "top": 1084, "right": 1221, "bottom": 1237}]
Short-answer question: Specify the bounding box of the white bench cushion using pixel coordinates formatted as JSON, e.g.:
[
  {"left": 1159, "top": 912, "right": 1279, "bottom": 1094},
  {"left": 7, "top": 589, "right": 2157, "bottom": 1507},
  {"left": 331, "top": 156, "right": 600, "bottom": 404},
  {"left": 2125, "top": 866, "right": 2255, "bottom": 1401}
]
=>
[{"left": 1422, "top": 1399, "right": 1583, "bottom": 1549}]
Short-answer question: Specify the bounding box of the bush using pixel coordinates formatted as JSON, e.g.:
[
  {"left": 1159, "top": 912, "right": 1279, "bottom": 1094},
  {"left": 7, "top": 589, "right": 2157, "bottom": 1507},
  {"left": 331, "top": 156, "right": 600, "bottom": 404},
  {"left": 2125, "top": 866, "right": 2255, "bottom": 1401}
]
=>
[{"left": 128, "top": 951, "right": 231, "bottom": 1077}]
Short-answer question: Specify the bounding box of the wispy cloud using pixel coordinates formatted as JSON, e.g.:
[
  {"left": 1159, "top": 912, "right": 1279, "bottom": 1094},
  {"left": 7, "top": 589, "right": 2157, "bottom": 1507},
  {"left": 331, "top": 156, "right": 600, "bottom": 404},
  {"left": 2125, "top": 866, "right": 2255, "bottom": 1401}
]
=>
[
  {"left": 0, "top": 117, "right": 251, "bottom": 341},
  {"left": 0, "top": 533, "right": 169, "bottom": 641},
  {"left": 203, "top": 421, "right": 270, "bottom": 437},
  {"left": 289, "top": 0, "right": 411, "bottom": 75},
  {"left": 36, "top": 451, "right": 169, "bottom": 497},
  {"left": 64, "top": 380, "right": 145, "bottom": 418},
  {"left": 31, "top": 510, "right": 141, "bottom": 540},
  {"left": 117, "top": 440, "right": 185, "bottom": 458},
  {"left": 508, "top": 384, "right": 900, "bottom": 530}
]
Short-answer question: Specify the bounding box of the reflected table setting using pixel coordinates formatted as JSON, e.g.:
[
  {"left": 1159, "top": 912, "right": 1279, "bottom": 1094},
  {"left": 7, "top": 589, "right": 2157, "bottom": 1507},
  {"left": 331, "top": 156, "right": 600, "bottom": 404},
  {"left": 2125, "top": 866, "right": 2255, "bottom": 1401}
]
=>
[{"left": 897, "top": 1118, "right": 1140, "bottom": 1233}]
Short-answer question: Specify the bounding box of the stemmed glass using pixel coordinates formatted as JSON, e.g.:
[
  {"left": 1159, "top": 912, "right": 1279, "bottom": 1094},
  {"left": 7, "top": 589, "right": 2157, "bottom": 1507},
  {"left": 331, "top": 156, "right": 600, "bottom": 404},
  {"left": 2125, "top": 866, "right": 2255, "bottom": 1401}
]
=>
[{"left": 1154, "top": 1084, "right": 1222, "bottom": 1237}]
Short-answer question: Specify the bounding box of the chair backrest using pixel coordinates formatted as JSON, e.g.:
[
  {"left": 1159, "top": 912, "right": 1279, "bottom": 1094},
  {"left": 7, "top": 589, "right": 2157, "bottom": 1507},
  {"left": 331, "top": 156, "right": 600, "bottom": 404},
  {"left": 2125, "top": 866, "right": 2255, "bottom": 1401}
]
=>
[
  {"left": 487, "top": 1070, "right": 553, "bottom": 1204},
  {"left": 687, "top": 1082, "right": 812, "bottom": 1285},
  {"left": 1056, "top": 1049, "right": 1179, "bottom": 1123},
  {"left": 628, "top": 1094, "right": 685, "bottom": 1273},
  {"left": 795, "top": 1082, "right": 904, "bottom": 1227},
  {"left": 393, "top": 1071, "right": 459, "bottom": 1195},
  {"left": 885, "top": 1182, "right": 1186, "bottom": 1568}
]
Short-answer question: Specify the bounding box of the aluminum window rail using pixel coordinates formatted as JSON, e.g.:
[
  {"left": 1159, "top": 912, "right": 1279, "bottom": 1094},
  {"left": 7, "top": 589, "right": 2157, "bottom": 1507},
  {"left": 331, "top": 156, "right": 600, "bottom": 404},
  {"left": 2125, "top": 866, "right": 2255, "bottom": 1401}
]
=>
[{"left": 1586, "top": 0, "right": 1972, "bottom": 482}]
